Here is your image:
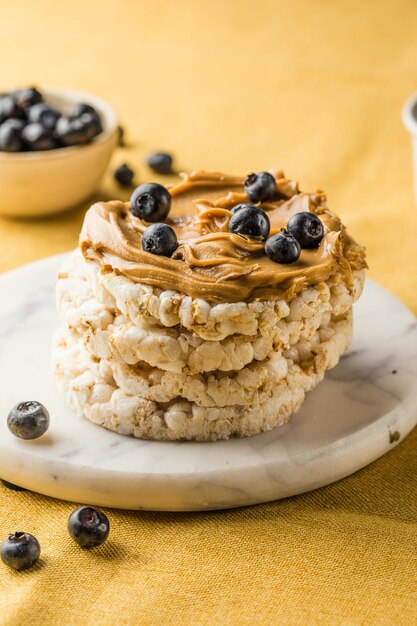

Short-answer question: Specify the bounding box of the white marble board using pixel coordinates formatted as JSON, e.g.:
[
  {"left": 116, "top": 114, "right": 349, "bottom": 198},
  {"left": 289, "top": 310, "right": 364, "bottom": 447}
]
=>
[{"left": 0, "top": 254, "right": 416, "bottom": 511}]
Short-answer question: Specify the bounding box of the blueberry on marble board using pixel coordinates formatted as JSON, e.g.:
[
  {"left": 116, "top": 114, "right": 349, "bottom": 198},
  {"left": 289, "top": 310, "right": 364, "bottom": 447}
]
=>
[
  {"left": 1, "top": 532, "right": 40, "bottom": 570},
  {"left": 130, "top": 183, "right": 171, "bottom": 222},
  {"left": 7, "top": 401, "right": 50, "bottom": 440},
  {"left": 68, "top": 506, "right": 110, "bottom": 549}
]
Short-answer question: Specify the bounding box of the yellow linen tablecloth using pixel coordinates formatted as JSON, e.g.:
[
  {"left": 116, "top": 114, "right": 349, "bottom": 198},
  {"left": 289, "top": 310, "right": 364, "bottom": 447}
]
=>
[{"left": 1, "top": 1, "right": 417, "bottom": 624}]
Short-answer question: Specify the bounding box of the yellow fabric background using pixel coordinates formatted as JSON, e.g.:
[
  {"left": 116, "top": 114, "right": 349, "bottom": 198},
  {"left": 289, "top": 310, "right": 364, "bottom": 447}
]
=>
[{"left": 0, "top": 1, "right": 417, "bottom": 624}]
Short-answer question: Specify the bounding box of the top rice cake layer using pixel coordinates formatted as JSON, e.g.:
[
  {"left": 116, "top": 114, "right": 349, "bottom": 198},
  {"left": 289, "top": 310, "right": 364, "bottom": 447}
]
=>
[{"left": 71, "top": 170, "right": 366, "bottom": 339}]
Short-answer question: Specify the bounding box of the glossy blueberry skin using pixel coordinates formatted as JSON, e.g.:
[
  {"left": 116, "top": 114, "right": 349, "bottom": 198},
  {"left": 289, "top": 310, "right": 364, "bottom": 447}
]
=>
[
  {"left": 78, "top": 112, "right": 102, "bottom": 139},
  {"left": 28, "top": 103, "right": 61, "bottom": 130},
  {"left": 69, "top": 102, "right": 99, "bottom": 120},
  {"left": 265, "top": 229, "right": 301, "bottom": 264},
  {"left": 22, "top": 123, "right": 58, "bottom": 151},
  {"left": 228, "top": 204, "right": 270, "bottom": 240},
  {"left": 142, "top": 223, "right": 178, "bottom": 257},
  {"left": 7, "top": 401, "right": 50, "bottom": 440},
  {"left": 244, "top": 171, "right": 277, "bottom": 203},
  {"left": 1, "top": 532, "right": 40, "bottom": 570},
  {"left": 0, "top": 119, "right": 25, "bottom": 152},
  {"left": 114, "top": 164, "right": 135, "bottom": 187},
  {"left": 130, "top": 183, "right": 171, "bottom": 222},
  {"left": 1, "top": 480, "right": 27, "bottom": 491},
  {"left": 68, "top": 506, "right": 110, "bottom": 549},
  {"left": 146, "top": 152, "right": 173, "bottom": 174},
  {"left": 68, "top": 103, "right": 102, "bottom": 139},
  {"left": 54, "top": 116, "right": 91, "bottom": 146},
  {"left": 287, "top": 212, "right": 324, "bottom": 249},
  {"left": 0, "top": 96, "right": 26, "bottom": 124},
  {"left": 230, "top": 202, "right": 253, "bottom": 215},
  {"left": 14, "top": 87, "right": 43, "bottom": 109}
]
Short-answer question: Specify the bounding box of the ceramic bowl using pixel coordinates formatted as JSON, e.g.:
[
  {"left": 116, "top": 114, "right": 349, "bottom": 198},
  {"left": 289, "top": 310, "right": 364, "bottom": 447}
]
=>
[{"left": 0, "top": 88, "right": 118, "bottom": 217}]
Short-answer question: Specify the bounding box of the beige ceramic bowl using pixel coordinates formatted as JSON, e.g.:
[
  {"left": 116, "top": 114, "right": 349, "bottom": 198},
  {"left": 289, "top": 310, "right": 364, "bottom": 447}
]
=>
[{"left": 0, "top": 88, "right": 118, "bottom": 217}]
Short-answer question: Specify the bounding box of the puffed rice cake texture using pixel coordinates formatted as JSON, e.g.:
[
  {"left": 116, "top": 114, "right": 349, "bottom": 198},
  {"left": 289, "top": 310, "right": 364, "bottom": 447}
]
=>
[{"left": 53, "top": 250, "right": 364, "bottom": 440}]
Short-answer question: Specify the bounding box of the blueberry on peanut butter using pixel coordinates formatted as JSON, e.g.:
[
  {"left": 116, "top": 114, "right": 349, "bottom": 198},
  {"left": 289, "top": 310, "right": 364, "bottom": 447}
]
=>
[
  {"left": 244, "top": 172, "right": 277, "bottom": 203},
  {"left": 7, "top": 401, "right": 50, "bottom": 440},
  {"left": 287, "top": 212, "right": 324, "bottom": 248},
  {"left": 228, "top": 205, "right": 270, "bottom": 240},
  {"left": 230, "top": 202, "right": 253, "bottom": 214},
  {"left": 142, "top": 223, "right": 178, "bottom": 257},
  {"left": 265, "top": 229, "right": 301, "bottom": 264},
  {"left": 130, "top": 183, "right": 171, "bottom": 222}
]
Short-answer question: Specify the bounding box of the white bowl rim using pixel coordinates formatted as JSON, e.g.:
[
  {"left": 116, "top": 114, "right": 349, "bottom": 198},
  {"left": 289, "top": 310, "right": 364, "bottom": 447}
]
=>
[{"left": 0, "top": 87, "right": 118, "bottom": 162}]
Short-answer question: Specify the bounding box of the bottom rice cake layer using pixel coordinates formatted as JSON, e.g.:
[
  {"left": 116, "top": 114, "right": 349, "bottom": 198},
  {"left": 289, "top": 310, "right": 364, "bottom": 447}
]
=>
[{"left": 53, "top": 310, "right": 352, "bottom": 441}]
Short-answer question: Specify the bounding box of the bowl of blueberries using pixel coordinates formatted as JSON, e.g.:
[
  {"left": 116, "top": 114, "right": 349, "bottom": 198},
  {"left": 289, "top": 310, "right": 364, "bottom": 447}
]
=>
[{"left": 0, "top": 86, "right": 118, "bottom": 217}]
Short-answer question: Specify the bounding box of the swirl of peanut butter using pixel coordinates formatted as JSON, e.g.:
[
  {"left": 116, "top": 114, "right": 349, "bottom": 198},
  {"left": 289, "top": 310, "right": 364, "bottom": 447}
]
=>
[{"left": 80, "top": 170, "right": 367, "bottom": 304}]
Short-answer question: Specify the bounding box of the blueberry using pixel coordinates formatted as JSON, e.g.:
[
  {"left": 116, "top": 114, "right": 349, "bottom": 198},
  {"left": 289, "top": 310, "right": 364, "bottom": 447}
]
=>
[
  {"left": 54, "top": 116, "right": 91, "bottom": 146},
  {"left": 7, "top": 401, "right": 50, "bottom": 440},
  {"left": 78, "top": 112, "right": 102, "bottom": 139},
  {"left": 244, "top": 172, "right": 277, "bottom": 203},
  {"left": 1, "top": 532, "right": 40, "bottom": 570},
  {"left": 69, "top": 102, "right": 99, "bottom": 120},
  {"left": 287, "top": 212, "right": 324, "bottom": 248},
  {"left": 142, "top": 223, "right": 178, "bottom": 257},
  {"left": 0, "top": 96, "right": 26, "bottom": 124},
  {"left": 130, "top": 183, "right": 171, "bottom": 222},
  {"left": 230, "top": 202, "right": 253, "bottom": 214},
  {"left": 14, "top": 87, "right": 43, "bottom": 109},
  {"left": 117, "top": 125, "right": 125, "bottom": 147},
  {"left": 68, "top": 506, "right": 110, "bottom": 549},
  {"left": 69, "top": 103, "right": 102, "bottom": 138},
  {"left": 0, "top": 119, "right": 25, "bottom": 152},
  {"left": 28, "top": 103, "right": 61, "bottom": 130},
  {"left": 1, "top": 480, "right": 27, "bottom": 491},
  {"left": 146, "top": 152, "right": 173, "bottom": 174},
  {"left": 265, "top": 229, "right": 301, "bottom": 264},
  {"left": 114, "top": 163, "right": 135, "bottom": 187},
  {"left": 22, "top": 123, "right": 57, "bottom": 151},
  {"left": 228, "top": 204, "right": 270, "bottom": 240}
]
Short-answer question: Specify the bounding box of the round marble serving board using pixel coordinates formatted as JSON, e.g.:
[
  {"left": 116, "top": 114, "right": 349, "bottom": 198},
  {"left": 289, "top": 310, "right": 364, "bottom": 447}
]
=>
[{"left": 0, "top": 254, "right": 416, "bottom": 512}]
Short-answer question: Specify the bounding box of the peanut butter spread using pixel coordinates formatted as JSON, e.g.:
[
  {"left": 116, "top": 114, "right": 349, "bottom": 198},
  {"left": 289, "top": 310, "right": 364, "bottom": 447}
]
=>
[{"left": 80, "top": 170, "right": 366, "bottom": 304}]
